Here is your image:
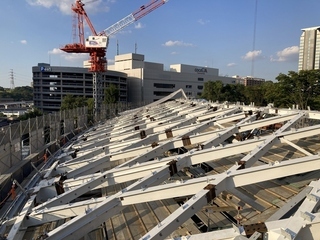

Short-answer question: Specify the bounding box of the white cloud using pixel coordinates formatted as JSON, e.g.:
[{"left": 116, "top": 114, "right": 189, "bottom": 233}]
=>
[
  {"left": 198, "top": 19, "right": 210, "bottom": 25},
  {"left": 171, "top": 51, "right": 179, "bottom": 55},
  {"left": 227, "top": 63, "right": 236, "bottom": 67},
  {"left": 270, "top": 46, "right": 299, "bottom": 62},
  {"left": 20, "top": 40, "right": 27, "bottom": 44},
  {"left": 26, "top": 0, "right": 108, "bottom": 15},
  {"left": 107, "top": 59, "right": 115, "bottom": 65},
  {"left": 48, "top": 47, "right": 88, "bottom": 62},
  {"left": 162, "top": 40, "right": 193, "bottom": 47},
  {"left": 242, "top": 50, "right": 262, "bottom": 61},
  {"left": 26, "top": 0, "right": 73, "bottom": 14},
  {"left": 135, "top": 22, "right": 145, "bottom": 29},
  {"left": 65, "top": 53, "right": 88, "bottom": 61},
  {"left": 48, "top": 48, "right": 63, "bottom": 55}
]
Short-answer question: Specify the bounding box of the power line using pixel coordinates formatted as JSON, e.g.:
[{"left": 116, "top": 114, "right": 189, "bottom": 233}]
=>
[
  {"left": 0, "top": 71, "right": 32, "bottom": 88},
  {"left": 251, "top": 0, "right": 258, "bottom": 77}
]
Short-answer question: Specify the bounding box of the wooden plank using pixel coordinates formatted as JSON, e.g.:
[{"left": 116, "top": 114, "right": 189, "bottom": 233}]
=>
[
  {"left": 243, "top": 207, "right": 277, "bottom": 225},
  {"left": 256, "top": 181, "right": 294, "bottom": 200},
  {"left": 122, "top": 205, "right": 145, "bottom": 239},
  {"left": 148, "top": 201, "right": 169, "bottom": 222},
  {"left": 111, "top": 214, "right": 131, "bottom": 240},
  {"left": 135, "top": 202, "right": 157, "bottom": 231},
  {"left": 241, "top": 185, "right": 285, "bottom": 208},
  {"left": 105, "top": 218, "right": 116, "bottom": 240}
]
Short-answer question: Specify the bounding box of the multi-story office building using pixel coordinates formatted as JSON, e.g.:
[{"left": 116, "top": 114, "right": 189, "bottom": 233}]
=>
[
  {"left": 298, "top": 26, "right": 320, "bottom": 71},
  {"left": 109, "top": 53, "right": 236, "bottom": 103},
  {"left": 233, "top": 75, "right": 265, "bottom": 86},
  {"left": 32, "top": 63, "right": 127, "bottom": 113},
  {"left": 33, "top": 53, "right": 246, "bottom": 110}
]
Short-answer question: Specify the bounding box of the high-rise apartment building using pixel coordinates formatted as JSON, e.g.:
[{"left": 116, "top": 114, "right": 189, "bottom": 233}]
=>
[{"left": 298, "top": 26, "right": 320, "bottom": 71}]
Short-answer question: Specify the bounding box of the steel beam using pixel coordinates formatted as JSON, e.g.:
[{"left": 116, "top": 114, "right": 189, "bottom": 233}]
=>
[
  {"left": 264, "top": 179, "right": 320, "bottom": 239},
  {"left": 42, "top": 123, "right": 320, "bottom": 196},
  {"left": 41, "top": 166, "right": 172, "bottom": 240},
  {"left": 200, "top": 114, "right": 257, "bottom": 149},
  {"left": 53, "top": 112, "right": 246, "bottom": 176},
  {"left": 167, "top": 228, "right": 244, "bottom": 240},
  {"left": 56, "top": 112, "right": 301, "bottom": 175},
  {"left": 41, "top": 124, "right": 320, "bottom": 206},
  {"left": 44, "top": 197, "right": 122, "bottom": 240},
  {"left": 119, "top": 154, "right": 320, "bottom": 205},
  {"left": 63, "top": 159, "right": 173, "bottom": 191},
  {"left": 34, "top": 164, "right": 171, "bottom": 210},
  {"left": 140, "top": 187, "right": 212, "bottom": 240},
  {"left": 6, "top": 195, "right": 37, "bottom": 240},
  {"left": 196, "top": 107, "right": 240, "bottom": 122},
  {"left": 229, "top": 112, "right": 306, "bottom": 170},
  {"left": 266, "top": 186, "right": 313, "bottom": 222}
]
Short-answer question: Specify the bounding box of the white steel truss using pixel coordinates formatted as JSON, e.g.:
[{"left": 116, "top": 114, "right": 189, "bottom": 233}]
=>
[{"left": 2, "top": 90, "right": 320, "bottom": 240}]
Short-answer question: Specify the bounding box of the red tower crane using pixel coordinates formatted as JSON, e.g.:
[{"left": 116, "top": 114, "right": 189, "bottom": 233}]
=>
[{"left": 61, "top": 0, "right": 168, "bottom": 120}]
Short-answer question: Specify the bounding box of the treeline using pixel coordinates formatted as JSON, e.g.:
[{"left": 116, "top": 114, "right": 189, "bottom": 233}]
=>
[
  {"left": 201, "top": 69, "right": 320, "bottom": 110},
  {"left": 60, "top": 84, "right": 119, "bottom": 111},
  {"left": 0, "top": 86, "right": 33, "bottom": 101}
]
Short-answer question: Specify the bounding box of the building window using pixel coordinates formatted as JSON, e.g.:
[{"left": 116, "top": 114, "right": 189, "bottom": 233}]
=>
[
  {"left": 85, "top": 74, "right": 92, "bottom": 79},
  {"left": 197, "top": 85, "right": 203, "bottom": 90},
  {"left": 42, "top": 72, "right": 60, "bottom": 78},
  {"left": 198, "top": 78, "right": 204, "bottom": 81},
  {"left": 61, "top": 73, "right": 83, "bottom": 79},
  {"left": 154, "top": 91, "right": 172, "bottom": 96},
  {"left": 186, "top": 85, "right": 192, "bottom": 89},
  {"left": 154, "top": 83, "right": 175, "bottom": 88}
]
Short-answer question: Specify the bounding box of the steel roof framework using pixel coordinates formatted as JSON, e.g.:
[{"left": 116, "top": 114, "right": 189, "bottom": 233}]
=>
[{"left": 2, "top": 90, "right": 320, "bottom": 240}]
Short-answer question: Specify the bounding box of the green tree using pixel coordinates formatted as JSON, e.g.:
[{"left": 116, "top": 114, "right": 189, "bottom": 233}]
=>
[
  {"left": 201, "top": 80, "right": 224, "bottom": 102},
  {"left": 0, "top": 86, "right": 33, "bottom": 101},
  {"left": 61, "top": 95, "right": 88, "bottom": 110},
  {"left": 18, "top": 108, "right": 43, "bottom": 120},
  {"left": 104, "top": 84, "right": 119, "bottom": 104},
  {"left": 11, "top": 86, "right": 33, "bottom": 101},
  {"left": 87, "top": 98, "right": 94, "bottom": 113},
  {"left": 276, "top": 70, "right": 320, "bottom": 110},
  {"left": 222, "top": 84, "right": 246, "bottom": 103},
  {"left": 244, "top": 85, "right": 262, "bottom": 106}
]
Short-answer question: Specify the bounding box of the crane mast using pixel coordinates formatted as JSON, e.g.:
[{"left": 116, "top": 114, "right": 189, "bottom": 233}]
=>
[{"left": 61, "top": 0, "right": 168, "bottom": 121}]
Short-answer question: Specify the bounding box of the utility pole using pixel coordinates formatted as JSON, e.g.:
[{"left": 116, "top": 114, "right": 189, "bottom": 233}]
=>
[{"left": 10, "top": 69, "right": 15, "bottom": 90}]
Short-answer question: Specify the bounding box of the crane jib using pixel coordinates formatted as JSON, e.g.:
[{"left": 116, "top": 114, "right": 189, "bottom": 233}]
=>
[
  {"left": 133, "top": 0, "right": 167, "bottom": 21},
  {"left": 103, "top": 14, "right": 135, "bottom": 37},
  {"left": 101, "top": 0, "right": 167, "bottom": 37}
]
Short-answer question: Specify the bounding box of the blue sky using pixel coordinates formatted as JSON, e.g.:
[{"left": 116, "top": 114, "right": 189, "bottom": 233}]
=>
[{"left": 1, "top": 0, "right": 320, "bottom": 88}]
